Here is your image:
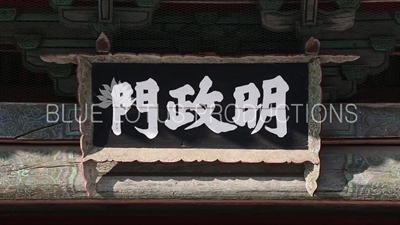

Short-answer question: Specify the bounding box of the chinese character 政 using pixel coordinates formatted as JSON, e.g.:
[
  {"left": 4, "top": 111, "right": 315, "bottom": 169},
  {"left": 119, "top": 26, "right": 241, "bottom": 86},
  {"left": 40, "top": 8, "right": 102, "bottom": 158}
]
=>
[{"left": 166, "top": 76, "right": 237, "bottom": 133}]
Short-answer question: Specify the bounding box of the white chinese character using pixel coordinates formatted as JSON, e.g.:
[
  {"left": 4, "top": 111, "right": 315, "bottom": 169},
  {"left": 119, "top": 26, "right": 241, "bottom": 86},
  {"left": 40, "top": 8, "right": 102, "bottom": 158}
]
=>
[
  {"left": 232, "top": 83, "right": 261, "bottom": 129},
  {"left": 110, "top": 81, "right": 135, "bottom": 136},
  {"left": 252, "top": 75, "right": 289, "bottom": 138},
  {"left": 134, "top": 78, "right": 160, "bottom": 139},
  {"left": 165, "top": 84, "right": 195, "bottom": 130},
  {"left": 166, "top": 76, "right": 237, "bottom": 133}
]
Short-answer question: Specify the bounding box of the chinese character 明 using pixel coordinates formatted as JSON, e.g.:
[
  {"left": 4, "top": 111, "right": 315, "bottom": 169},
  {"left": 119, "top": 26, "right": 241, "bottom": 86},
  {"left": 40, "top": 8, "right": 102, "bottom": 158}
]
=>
[
  {"left": 251, "top": 75, "right": 289, "bottom": 138},
  {"left": 166, "top": 76, "right": 237, "bottom": 133},
  {"left": 232, "top": 83, "right": 261, "bottom": 129}
]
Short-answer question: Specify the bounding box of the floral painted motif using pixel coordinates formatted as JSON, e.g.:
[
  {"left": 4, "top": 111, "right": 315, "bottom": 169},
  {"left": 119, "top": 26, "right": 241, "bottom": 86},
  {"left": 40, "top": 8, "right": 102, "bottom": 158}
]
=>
[
  {"left": 0, "top": 149, "right": 78, "bottom": 199},
  {"left": 0, "top": 103, "right": 80, "bottom": 140},
  {"left": 346, "top": 153, "right": 400, "bottom": 200}
]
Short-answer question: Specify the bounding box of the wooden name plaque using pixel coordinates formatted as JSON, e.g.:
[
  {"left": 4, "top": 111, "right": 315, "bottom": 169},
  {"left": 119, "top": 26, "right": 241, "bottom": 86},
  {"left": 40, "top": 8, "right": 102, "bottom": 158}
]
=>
[
  {"left": 41, "top": 53, "right": 354, "bottom": 196},
  {"left": 92, "top": 63, "right": 309, "bottom": 150}
]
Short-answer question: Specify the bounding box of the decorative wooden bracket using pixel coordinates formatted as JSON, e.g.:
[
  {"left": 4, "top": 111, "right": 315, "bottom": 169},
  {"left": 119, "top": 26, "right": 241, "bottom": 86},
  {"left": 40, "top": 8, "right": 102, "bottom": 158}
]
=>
[
  {"left": 335, "top": 0, "right": 361, "bottom": 10},
  {"left": 58, "top": 4, "right": 157, "bottom": 31},
  {"left": 261, "top": 0, "right": 356, "bottom": 33},
  {"left": 96, "top": 32, "right": 111, "bottom": 53},
  {"left": 302, "top": 0, "right": 318, "bottom": 26},
  {"left": 370, "top": 37, "right": 397, "bottom": 53},
  {"left": 0, "top": 8, "right": 17, "bottom": 21},
  {"left": 15, "top": 35, "right": 41, "bottom": 50},
  {"left": 47, "top": 63, "right": 73, "bottom": 78},
  {"left": 395, "top": 11, "right": 400, "bottom": 24},
  {"left": 135, "top": 0, "right": 160, "bottom": 8},
  {"left": 342, "top": 65, "right": 369, "bottom": 81},
  {"left": 298, "top": 0, "right": 320, "bottom": 38},
  {"left": 99, "top": 0, "right": 113, "bottom": 23},
  {"left": 95, "top": 0, "right": 115, "bottom": 49},
  {"left": 296, "top": 21, "right": 321, "bottom": 38},
  {"left": 305, "top": 36, "right": 320, "bottom": 55},
  {"left": 258, "top": 0, "right": 285, "bottom": 11},
  {"left": 50, "top": 0, "right": 75, "bottom": 10}
]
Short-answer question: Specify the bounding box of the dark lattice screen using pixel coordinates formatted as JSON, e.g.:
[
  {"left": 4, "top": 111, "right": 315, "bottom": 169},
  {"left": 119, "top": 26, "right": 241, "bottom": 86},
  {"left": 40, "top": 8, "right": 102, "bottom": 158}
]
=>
[
  {"left": 345, "top": 55, "right": 400, "bottom": 103},
  {"left": 0, "top": 0, "right": 399, "bottom": 103}
]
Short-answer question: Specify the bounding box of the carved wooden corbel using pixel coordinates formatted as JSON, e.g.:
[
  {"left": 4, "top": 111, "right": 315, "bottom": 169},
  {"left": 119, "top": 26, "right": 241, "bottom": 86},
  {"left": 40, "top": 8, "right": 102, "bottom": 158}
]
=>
[
  {"left": 0, "top": 8, "right": 17, "bottom": 21},
  {"left": 370, "top": 37, "right": 397, "bottom": 53},
  {"left": 261, "top": 0, "right": 357, "bottom": 33},
  {"left": 258, "top": 0, "right": 285, "bottom": 11},
  {"left": 47, "top": 63, "right": 74, "bottom": 79},
  {"left": 342, "top": 65, "right": 369, "bottom": 84},
  {"left": 15, "top": 35, "right": 42, "bottom": 51},
  {"left": 58, "top": 0, "right": 159, "bottom": 30},
  {"left": 298, "top": 0, "right": 320, "bottom": 38},
  {"left": 99, "top": 0, "right": 113, "bottom": 23},
  {"left": 302, "top": 0, "right": 318, "bottom": 26},
  {"left": 96, "top": 32, "right": 111, "bottom": 53},
  {"left": 335, "top": 0, "right": 361, "bottom": 10}
]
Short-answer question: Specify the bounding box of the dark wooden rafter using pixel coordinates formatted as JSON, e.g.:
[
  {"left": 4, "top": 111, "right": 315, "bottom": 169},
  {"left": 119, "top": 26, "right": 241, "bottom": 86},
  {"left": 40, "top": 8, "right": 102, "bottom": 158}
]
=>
[
  {"left": 0, "top": 0, "right": 399, "bottom": 101},
  {"left": 302, "top": 0, "right": 318, "bottom": 26},
  {"left": 99, "top": 0, "right": 113, "bottom": 22}
]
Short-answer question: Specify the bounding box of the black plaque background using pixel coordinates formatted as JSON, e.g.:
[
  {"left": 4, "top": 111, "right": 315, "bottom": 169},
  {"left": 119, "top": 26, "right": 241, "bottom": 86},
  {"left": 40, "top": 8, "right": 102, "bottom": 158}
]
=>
[{"left": 92, "top": 63, "right": 309, "bottom": 150}]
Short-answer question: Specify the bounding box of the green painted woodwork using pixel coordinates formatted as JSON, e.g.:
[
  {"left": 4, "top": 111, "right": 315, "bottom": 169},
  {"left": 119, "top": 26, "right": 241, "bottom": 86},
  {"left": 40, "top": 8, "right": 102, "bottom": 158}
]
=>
[
  {"left": 370, "top": 37, "right": 397, "bottom": 52},
  {"left": 0, "top": 8, "right": 16, "bottom": 21},
  {"left": 51, "top": 0, "right": 75, "bottom": 6},
  {"left": 135, "top": 0, "right": 160, "bottom": 8},
  {"left": 16, "top": 13, "right": 59, "bottom": 21},
  {"left": 0, "top": 148, "right": 79, "bottom": 199},
  {"left": 15, "top": 35, "right": 41, "bottom": 50},
  {"left": 93, "top": 21, "right": 120, "bottom": 37},
  {"left": 322, "top": 67, "right": 341, "bottom": 76},
  {"left": 195, "top": 12, "right": 219, "bottom": 25},
  {"left": 395, "top": 11, "right": 400, "bottom": 24},
  {"left": 50, "top": 0, "right": 75, "bottom": 10},
  {"left": 41, "top": 39, "right": 96, "bottom": 48},
  {"left": 47, "top": 64, "right": 73, "bottom": 78},
  {"left": 296, "top": 21, "right": 320, "bottom": 37},
  {"left": 346, "top": 152, "right": 400, "bottom": 200},
  {"left": 1, "top": 145, "right": 400, "bottom": 200},
  {"left": 259, "top": 0, "right": 285, "bottom": 11},
  {"left": 335, "top": 0, "right": 361, "bottom": 9},
  {"left": 358, "top": 106, "right": 400, "bottom": 137},
  {"left": 341, "top": 65, "right": 369, "bottom": 80},
  {"left": 320, "top": 40, "right": 370, "bottom": 49}
]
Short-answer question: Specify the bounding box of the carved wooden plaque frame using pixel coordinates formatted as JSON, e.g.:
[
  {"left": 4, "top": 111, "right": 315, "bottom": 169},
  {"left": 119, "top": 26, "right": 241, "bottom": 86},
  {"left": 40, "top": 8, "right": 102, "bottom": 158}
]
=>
[{"left": 41, "top": 53, "right": 359, "bottom": 197}]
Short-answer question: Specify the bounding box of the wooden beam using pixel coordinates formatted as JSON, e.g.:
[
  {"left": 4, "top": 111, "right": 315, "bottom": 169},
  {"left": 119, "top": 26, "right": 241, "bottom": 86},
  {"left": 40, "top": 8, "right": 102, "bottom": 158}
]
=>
[
  {"left": 0, "top": 103, "right": 399, "bottom": 141},
  {"left": 0, "top": 145, "right": 399, "bottom": 201}
]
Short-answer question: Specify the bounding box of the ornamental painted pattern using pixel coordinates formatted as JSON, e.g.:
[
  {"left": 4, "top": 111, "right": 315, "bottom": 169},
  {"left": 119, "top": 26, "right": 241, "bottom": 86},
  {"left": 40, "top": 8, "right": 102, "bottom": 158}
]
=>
[
  {"left": 0, "top": 103, "right": 80, "bottom": 140},
  {"left": 0, "top": 149, "right": 78, "bottom": 199},
  {"left": 345, "top": 153, "right": 400, "bottom": 200}
]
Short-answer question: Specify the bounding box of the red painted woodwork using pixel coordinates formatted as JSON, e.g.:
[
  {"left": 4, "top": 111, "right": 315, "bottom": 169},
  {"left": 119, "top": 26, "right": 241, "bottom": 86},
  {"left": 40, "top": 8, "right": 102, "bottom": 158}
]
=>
[{"left": 1, "top": 215, "right": 400, "bottom": 225}]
